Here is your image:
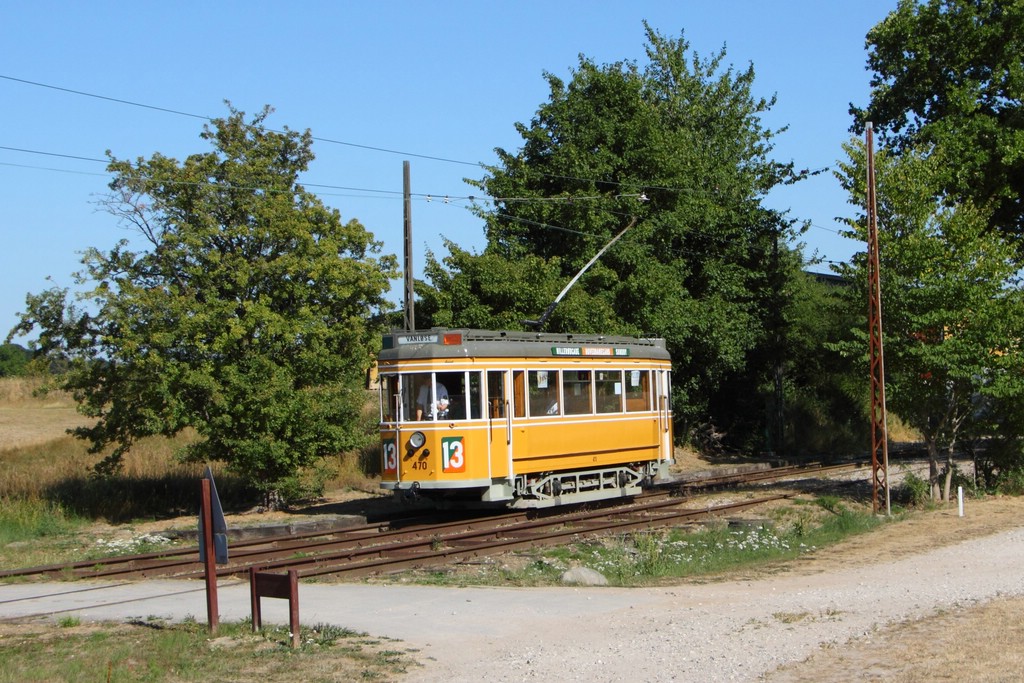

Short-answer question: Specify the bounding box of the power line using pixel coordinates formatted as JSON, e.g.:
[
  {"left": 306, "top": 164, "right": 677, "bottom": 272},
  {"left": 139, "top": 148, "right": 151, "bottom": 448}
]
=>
[
  {"left": 0, "top": 74, "right": 483, "bottom": 167},
  {"left": 0, "top": 75, "right": 209, "bottom": 121},
  {"left": 1, "top": 75, "right": 852, "bottom": 259},
  {"left": 0, "top": 144, "right": 657, "bottom": 208},
  {"left": 0, "top": 144, "right": 481, "bottom": 200},
  {"left": 2, "top": 143, "right": 837, "bottom": 258},
  {"left": 0, "top": 161, "right": 107, "bottom": 177},
  {"left": 2, "top": 155, "right": 853, "bottom": 267},
  {"left": 0, "top": 145, "right": 107, "bottom": 164},
  {"left": 0, "top": 73, "right": 703, "bottom": 195}
]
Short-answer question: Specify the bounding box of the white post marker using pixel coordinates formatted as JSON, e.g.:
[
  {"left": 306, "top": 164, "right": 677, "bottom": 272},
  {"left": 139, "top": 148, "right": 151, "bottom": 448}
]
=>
[{"left": 958, "top": 486, "right": 964, "bottom": 517}]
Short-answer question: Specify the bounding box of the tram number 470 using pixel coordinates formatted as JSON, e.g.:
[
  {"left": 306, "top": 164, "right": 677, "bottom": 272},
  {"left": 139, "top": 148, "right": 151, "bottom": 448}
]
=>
[{"left": 441, "top": 437, "right": 466, "bottom": 473}]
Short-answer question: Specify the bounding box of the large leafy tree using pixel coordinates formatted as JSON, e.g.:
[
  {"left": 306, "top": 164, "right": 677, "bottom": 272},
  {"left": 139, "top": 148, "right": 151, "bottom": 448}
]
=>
[
  {"left": 424, "top": 24, "right": 808, "bottom": 449},
  {"left": 835, "top": 140, "right": 1024, "bottom": 500},
  {"left": 10, "top": 107, "right": 398, "bottom": 498},
  {"left": 852, "top": 0, "right": 1024, "bottom": 243}
]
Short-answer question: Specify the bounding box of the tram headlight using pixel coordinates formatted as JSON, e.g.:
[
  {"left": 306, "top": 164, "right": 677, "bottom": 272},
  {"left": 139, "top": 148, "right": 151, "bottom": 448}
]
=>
[{"left": 407, "top": 431, "right": 426, "bottom": 450}]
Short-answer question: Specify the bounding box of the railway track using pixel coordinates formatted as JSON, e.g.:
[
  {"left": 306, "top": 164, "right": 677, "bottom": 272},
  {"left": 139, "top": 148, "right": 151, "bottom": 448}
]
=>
[
  {"left": 1, "top": 461, "right": 863, "bottom": 583},
  {"left": 678, "top": 461, "right": 865, "bottom": 489}
]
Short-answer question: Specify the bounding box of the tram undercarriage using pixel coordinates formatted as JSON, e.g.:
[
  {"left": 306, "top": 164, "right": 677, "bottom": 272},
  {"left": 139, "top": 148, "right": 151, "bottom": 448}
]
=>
[
  {"left": 509, "top": 460, "right": 668, "bottom": 508},
  {"left": 392, "top": 460, "right": 670, "bottom": 509}
]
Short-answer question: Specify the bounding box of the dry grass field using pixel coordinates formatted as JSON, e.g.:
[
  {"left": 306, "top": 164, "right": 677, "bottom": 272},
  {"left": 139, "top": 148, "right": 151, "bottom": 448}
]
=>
[
  {"left": 0, "top": 377, "right": 205, "bottom": 510},
  {"left": 0, "top": 377, "right": 87, "bottom": 450}
]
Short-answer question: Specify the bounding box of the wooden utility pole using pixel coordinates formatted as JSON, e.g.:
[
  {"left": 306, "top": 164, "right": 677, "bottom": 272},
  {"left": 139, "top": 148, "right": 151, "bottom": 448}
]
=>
[
  {"left": 866, "top": 122, "right": 891, "bottom": 516},
  {"left": 403, "top": 161, "right": 415, "bottom": 331}
]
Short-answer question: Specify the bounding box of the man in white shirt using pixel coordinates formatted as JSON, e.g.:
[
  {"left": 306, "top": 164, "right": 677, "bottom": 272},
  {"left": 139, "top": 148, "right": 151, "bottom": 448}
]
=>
[{"left": 416, "top": 381, "right": 449, "bottom": 420}]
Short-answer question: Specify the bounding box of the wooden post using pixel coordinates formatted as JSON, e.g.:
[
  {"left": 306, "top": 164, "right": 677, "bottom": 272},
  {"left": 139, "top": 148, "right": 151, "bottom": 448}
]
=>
[
  {"left": 251, "top": 567, "right": 301, "bottom": 648},
  {"left": 201, "top": 478, "right": 219, "bottom": 634},
  {"left": 403, "top": 160, "right": 415, "bottom": 331}
]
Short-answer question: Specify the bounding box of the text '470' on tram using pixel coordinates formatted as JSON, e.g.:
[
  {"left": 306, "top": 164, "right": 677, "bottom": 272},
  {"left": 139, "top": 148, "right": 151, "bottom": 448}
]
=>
[{"left": 377, "top": 329, "right": 673, "bottom": 508}]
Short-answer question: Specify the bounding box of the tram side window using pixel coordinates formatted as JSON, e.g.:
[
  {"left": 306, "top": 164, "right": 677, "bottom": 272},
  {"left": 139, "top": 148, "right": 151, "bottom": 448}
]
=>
[
  {"left": 625, "top": 369, "right": 651, "bottom": 412},
  {"left": 595, "top": 370, "right": 622, "bottom": 414},
  {"left": 528, "top": 369, "right": 560, "bottom": 416},
  {"left": 487, "top": 371, "right": 506, "bottom": 418},
  {"left": 562, "top": 370, "right": 593, "bottom": 415},
  {"left": 380, "top": 374, "right": 398, "bottom": 422},
  {"left": 512, "top": 371, "right": 526, "bottom": 418}
]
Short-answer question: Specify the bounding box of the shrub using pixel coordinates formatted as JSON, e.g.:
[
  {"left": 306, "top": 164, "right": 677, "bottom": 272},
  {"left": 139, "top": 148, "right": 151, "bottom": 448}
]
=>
[
  {"left": 996, "top": 468, "right": 1024, "bottom": 496},
  {"left": 894, "top": 470, "right": 930, "bottom": 507}
]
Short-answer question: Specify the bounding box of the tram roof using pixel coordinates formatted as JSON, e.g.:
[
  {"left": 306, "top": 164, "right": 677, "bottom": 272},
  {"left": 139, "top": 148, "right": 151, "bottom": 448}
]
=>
[{"left": 379, "top": 328, "right": 670, "bottom": 361}]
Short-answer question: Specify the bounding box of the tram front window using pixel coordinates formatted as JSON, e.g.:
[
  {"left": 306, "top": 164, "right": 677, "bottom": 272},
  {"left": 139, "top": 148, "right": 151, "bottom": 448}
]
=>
[
  {"left": 404, "top": 372, "right": 473, "bottom": 421},
  {"left": 380, "top": 374, "right": 398, "bottom": 422}
]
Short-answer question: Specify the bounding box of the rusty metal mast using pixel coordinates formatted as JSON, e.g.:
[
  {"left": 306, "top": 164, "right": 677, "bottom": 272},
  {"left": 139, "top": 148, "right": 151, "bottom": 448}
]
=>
[{"left": 866, "top": 122, "right": 891, "bottom": 515}]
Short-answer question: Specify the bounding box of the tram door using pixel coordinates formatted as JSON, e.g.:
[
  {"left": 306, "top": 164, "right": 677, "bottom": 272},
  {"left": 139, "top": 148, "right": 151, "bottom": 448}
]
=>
[
  {"left": 486, "top": 370, "right": 513, "bottom": 483},
  {"left": 657, "top": 369, "right": 674, "bottom": 462}
]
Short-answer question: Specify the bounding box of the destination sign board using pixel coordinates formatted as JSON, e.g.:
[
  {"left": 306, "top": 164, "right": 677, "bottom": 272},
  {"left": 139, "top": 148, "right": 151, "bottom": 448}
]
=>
[
  {"left": 397, "top": 334, "right": 439, "bottom": 345},
  {"left": 551, "top": 346, "right": 630, "bottom": 357}
]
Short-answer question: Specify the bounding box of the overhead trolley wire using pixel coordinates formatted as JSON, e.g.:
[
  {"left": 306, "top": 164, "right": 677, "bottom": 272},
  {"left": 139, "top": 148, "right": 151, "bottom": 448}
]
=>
[
  {"left": 0, "top": 74, "right": 482, "bottom": 167},
  {"left": 0, "top": 145, "right": 108, "bottom": 164},
  {"left": 1, "top": 74, "right": 856, "bottom": 265},
  {"left": 0, "top": 73, "right": 700, "bottom": 196}
]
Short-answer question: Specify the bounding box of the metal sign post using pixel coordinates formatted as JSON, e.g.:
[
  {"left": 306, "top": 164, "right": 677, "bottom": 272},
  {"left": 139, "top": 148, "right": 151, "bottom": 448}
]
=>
[{"left": 866, "top": 122, "right": 891, "bottom": 516}]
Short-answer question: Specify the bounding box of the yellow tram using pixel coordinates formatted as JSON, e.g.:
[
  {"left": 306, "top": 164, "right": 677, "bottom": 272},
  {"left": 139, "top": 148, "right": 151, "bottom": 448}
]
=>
[{"left": 377, "top": 328, "right": 674, "bottom": 507}]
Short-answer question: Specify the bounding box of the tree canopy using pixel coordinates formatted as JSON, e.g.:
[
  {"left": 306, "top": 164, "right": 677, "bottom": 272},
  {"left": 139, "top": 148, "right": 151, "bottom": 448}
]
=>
[
  {"left": 852, "top": 0, "right": 1024, "bottom": 242},
  {"left": 9, "top": 107, "right": 398, "bottom": 496},
  {"left": 420, "top": 24, "right": 809, "bottom": 449}
]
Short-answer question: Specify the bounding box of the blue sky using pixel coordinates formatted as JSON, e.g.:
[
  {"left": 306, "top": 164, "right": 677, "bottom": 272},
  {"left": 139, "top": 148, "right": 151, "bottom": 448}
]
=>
[{"left": 1, "top": 1, "right": 898, "bottom": 342}]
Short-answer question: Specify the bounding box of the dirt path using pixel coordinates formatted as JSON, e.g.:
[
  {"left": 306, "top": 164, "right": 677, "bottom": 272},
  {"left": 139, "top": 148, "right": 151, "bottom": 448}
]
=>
[
  {"left": 762, "top": 496, "right": 1024, "bottom": 682},
  {"left": 408, "top": 496, "right": 1024, "bottom": 682}
]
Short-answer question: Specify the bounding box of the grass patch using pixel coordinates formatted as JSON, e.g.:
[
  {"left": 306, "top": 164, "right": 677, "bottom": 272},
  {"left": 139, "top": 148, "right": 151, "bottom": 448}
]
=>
[
  {"left": 402, "top": 497, "right": 885, "bottom": 587},
  {"left": 0, "top": 498, "right": 86, "bottom": 545},
  {"left": 0, "top": 618, "right": 418, "bottom": 683}
]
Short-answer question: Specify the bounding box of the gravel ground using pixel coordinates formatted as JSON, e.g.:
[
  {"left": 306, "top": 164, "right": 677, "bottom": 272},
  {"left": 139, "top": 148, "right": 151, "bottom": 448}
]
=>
[{"left": 409, "top": 502, "right": 1024, "bottom": 682}]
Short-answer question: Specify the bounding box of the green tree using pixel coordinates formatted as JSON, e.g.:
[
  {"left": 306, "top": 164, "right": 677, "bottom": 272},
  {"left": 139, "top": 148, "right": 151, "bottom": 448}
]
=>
[
  {"left": 9, "top": 107, "right": 398, "bottom": 501},
  {"left": 417, "top": 239, "right": 567, "bottom": 330},
  {"left": 835, "top": 139, "right": 1024, "bottom": 501},
  {"left": 422, "top": 24, "right": 807, "bottom": 449},
  {"left": 773, "top": 272, "right": 866, "bottom": 456},
  {"left": 852, "top": 0, "right": 1024, "bottom": 242},
  {"left": 0, "top": 342, "right": 30, "bottom": 377}
]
